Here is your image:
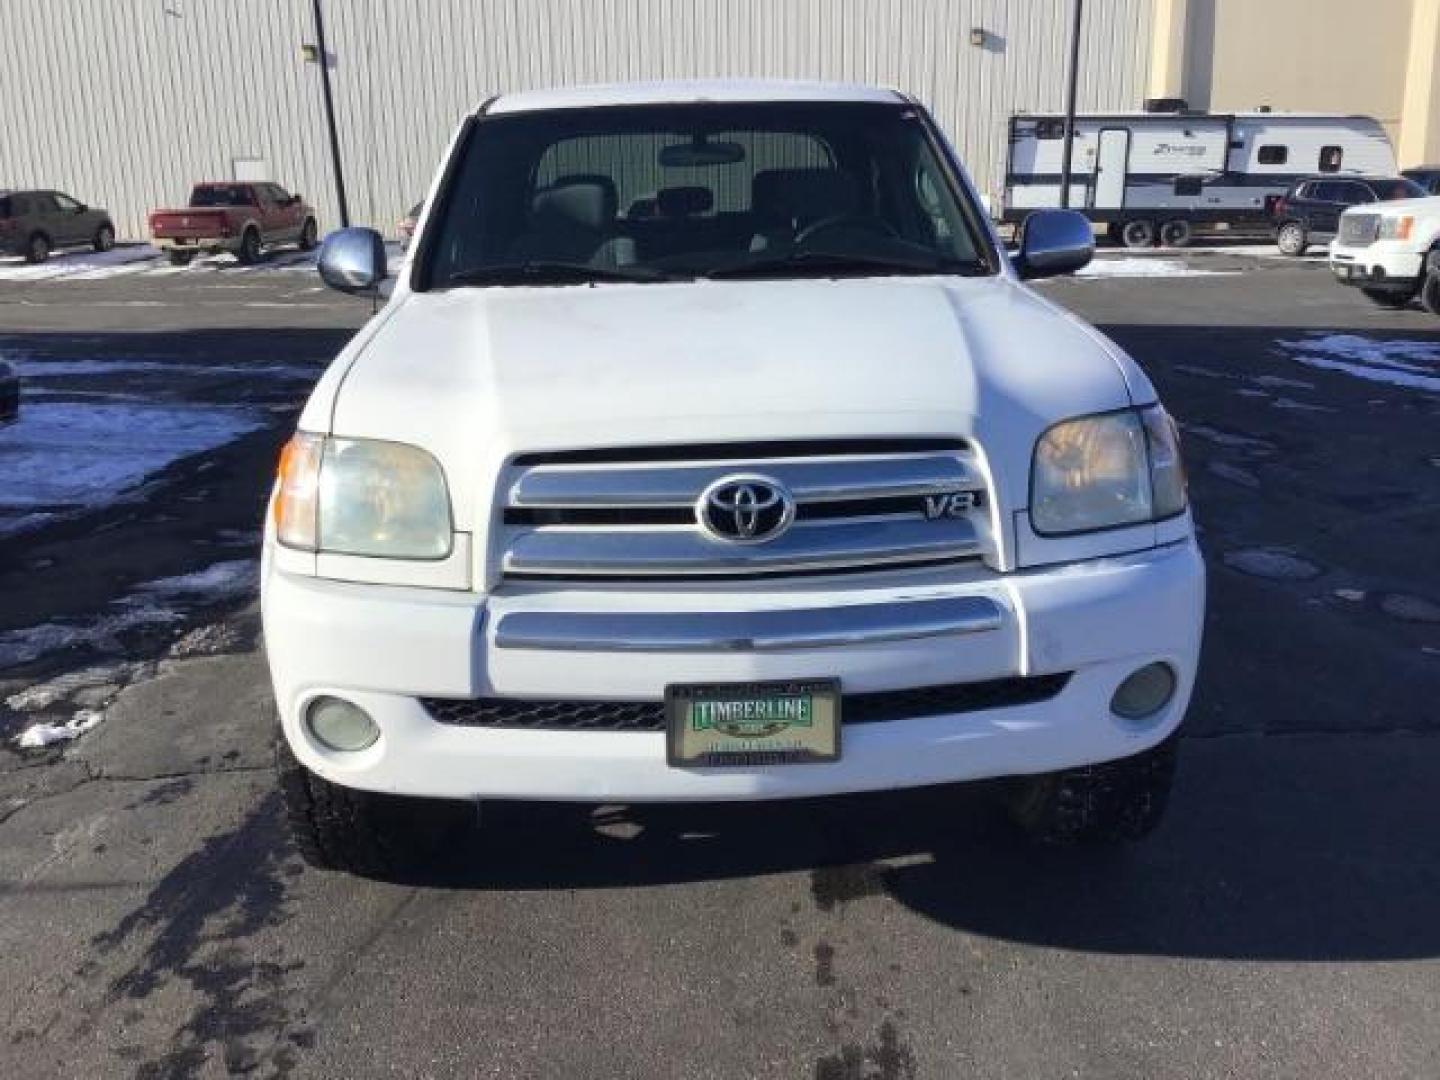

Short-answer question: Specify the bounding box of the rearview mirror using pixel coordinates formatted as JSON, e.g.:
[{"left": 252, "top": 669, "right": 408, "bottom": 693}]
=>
[
  {"left": 1013, "top": 209, "right": 1094, "bottom": 280},
  {"left": 659, "top": 139, "right": 745, "bottom": 168},
  {"left": 318, "top": 227, "right": 389, "bottom": 295}
]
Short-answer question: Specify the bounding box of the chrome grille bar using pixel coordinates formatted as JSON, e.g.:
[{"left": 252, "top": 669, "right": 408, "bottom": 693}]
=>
[
  {"left": 510, "top": 453, "right": 980, "bottom": 508},
  {"left": 504, "top": 517, "right": 981, "bottom": 577}
]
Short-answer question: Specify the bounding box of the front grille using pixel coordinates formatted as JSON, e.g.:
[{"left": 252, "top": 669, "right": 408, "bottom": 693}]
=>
[
  {"left": 1338, "top": 214, "right": 1378, "bottom": 247},
  {"left": 497, "top": 443, "right": 992, "bottom": 580},
  {"left": 421, "top": 674, "right": 1070, "bottom": 732}
]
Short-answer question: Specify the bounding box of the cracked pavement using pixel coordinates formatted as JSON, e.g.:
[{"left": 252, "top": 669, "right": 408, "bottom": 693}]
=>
[{"left": 0, "top": 254, "right": 1438, "bottom": 1078}]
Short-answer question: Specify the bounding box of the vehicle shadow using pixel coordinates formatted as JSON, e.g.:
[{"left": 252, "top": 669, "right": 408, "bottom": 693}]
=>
[{"left": 397, "top": 731, "right": 1440, "bottom": 963}]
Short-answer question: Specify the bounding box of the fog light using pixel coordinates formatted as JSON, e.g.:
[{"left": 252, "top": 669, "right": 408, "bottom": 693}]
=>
[
  {"left": 1110, "top": 663, "right": 1176, "bottom": 720},
  {"left": 306, "top": 696, "right": 379, "bottom": 751}
]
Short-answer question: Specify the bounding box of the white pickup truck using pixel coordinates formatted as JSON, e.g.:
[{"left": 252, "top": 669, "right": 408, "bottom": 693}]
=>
[
  {"left": 1330, "top": 195, "right": 1440, "bottom": 314},
  {"left": 263, "top": 81, "right": 1205, "bottom": 876}
]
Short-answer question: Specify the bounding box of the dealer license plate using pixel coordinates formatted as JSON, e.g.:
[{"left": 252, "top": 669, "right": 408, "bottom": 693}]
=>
[{"left": 665, "top": 680, "right": 841, "bottom": 767}]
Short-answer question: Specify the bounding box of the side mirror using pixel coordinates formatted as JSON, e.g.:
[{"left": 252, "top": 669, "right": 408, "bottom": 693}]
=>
[
  {"left": 1013, "top": 209, "right": 1094, "bottom": 280},
  {"left": 290, "top": 194, "right": 303, "bottom": 206},
  {"left": 318, "top": 227, "right": 389, "bottom": 295}
]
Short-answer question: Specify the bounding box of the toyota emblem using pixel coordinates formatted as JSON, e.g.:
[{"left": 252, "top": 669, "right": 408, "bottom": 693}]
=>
[{"left": 696, "top": 474, "right": 795, "bottom": 544}]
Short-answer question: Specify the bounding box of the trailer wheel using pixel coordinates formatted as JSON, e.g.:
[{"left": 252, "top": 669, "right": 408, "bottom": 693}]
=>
[
  {"left": 1159, "top": 219, "right": 1191, "bottom": 248},
  {"left": 1120, "top": 220, "right": 1155, "bottom": 249},
  {"left": 1422, "top": 267, "right": 1440, "bottom": 318}
]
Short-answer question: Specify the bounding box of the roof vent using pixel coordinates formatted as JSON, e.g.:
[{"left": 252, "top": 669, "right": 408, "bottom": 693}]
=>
[{"left": 1144, "top": 97, "right": 1188, "bottom": 113}]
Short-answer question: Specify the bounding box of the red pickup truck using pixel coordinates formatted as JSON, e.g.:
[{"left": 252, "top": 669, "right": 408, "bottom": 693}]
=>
[{"left": 149, "top": 182, "right": 318, "bottom": 266}]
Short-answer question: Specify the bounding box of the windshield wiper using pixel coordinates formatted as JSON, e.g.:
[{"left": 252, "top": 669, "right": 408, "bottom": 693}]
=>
[
  {"left": 703, "top": 250, "right": 987, "bottom": 281},
  {"left": 444, "top": 261, "right": 678, "bottom": 287}
]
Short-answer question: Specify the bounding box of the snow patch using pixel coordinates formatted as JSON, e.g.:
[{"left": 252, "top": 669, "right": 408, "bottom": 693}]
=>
[
  {"left": 15, "top": 710, "right": 103, "bottom": 749},
  {"left": 0, "top": 245, "right": 160, "bottom": 282},
  {"left": 0, "top": 401, "right": 263, "bottom": 536},
  {"left": 1275, "top": 334, "right": 1440, "bottom": 394},
  {"left": 1223, "top": 548, "right": 1322, "bottom": 581},
  {"left": 1074, "top": 257, "right": 1236, "bottom": 279},
  {"left": 0, "top": 560, "right": 257, "bottom": 672}
]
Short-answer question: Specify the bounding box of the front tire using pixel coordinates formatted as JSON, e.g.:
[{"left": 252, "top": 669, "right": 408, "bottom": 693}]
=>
[
  {"left": 275, "top": 734, "right": 471, "bottom": 877},
  {"left": 167, "top": 250, "right": 193, "bottom": 266},
  {"left": 1423, "top": 250, "right": 1440, "bottom": 317},
  {"left": 25, "top": 232, "right": 50, "bottom": 264},
  {"left": 1276, "top": 222, "right": 1307, "bottom": 257},
  {"left": 93, "top": 223, "right": 115, "bottom": 252},
  {"left": 1120, "top": 219, "right": 1155, "bottom": 249},
  {"left": 298, "top": 217, "right": 318, "bottom": 251},
  {"left": 1008, "top": 736, "right": 1178, "bottom": 845}
]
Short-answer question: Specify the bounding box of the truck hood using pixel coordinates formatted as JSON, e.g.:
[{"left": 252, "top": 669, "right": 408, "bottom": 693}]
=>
[
  {"left": 324, "top": 276, "right": 1141, "bottom": 525},
  {"left": 1346, "top": 196, "right": 1440, "bottom": 215}
]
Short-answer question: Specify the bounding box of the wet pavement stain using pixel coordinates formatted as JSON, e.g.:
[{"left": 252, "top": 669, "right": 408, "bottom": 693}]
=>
[
  {"left": 810, "top": 863, "right": 885, "bottom": 913},
  {"left": 814, "top": 1019, "right": 917, "bottom": 1080}
]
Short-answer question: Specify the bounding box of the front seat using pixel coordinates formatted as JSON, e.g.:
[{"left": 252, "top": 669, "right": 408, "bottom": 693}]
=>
[
  {"left": 509, "top": 174, "right": 636, "bottom": 268},
  {"left": 749, "top": 168, "right": 861, "bottom": 251}
]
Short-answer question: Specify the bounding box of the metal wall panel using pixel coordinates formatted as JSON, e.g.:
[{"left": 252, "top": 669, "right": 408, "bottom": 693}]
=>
[{"left": 0, "top": 0, "right": 1153, "bottom": 240}]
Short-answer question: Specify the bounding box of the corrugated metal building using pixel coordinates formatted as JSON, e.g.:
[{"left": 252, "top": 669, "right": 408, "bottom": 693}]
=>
[{"left": 0, "top": 0, "right": 1156, "bottom": 239}]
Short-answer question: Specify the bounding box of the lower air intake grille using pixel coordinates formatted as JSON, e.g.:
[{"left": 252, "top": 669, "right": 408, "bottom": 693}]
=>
[{"left": 421, "top": 674, "right": 1071, "bottom": 732}]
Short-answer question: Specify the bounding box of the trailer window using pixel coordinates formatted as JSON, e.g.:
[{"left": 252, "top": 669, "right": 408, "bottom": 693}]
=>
[
  {"left": 1035, "top": 120, "right": 1066, "bottom": 140},
  {"left": 1257, "top": 145, "right": 1288, "bottom": 165},
  {"left": 1318, "top": 146, "right": 1343, "bottom": 173}
]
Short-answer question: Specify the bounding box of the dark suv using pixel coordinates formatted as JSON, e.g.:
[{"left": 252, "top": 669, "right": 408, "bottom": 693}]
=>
[
  {"left": 1272, "top": 176, "right": 1426, "bottom": 256},
  {"left": 1402, "top": 166, "right": 1440, "bottom": 196},
  {"left": 0, "top": 189, "right": 116, "bottom": 264}
]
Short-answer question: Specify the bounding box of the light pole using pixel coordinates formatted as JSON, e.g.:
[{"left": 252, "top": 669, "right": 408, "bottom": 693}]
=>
[
  {"left": 309, "top": 0, "right": 350, "bottom": 228},
  {"left": 1058, "top": 0, "right": 1083, "bottom": 208}
]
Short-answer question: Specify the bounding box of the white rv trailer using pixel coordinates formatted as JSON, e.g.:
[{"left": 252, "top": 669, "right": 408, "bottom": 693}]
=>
[{"left": 1003, "top": 110, "right": 1396, "bottom": 245}]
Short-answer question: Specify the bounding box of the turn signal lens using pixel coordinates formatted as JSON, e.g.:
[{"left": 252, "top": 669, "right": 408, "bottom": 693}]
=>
[
  {"left": 274, "top": 433, "right": 323, "bottom": 550},
  {"left": 1378, "top": 215, "right": 1413, "bottom": 241}
]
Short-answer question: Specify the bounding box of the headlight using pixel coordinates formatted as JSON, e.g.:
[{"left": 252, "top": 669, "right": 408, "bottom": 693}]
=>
[
  {"left": 1030, "top": 406, "right": 1187, "bottom": 535},
  {"left": 1378, "top": 216, "right": 1413, "bottom": 241},
  {"left": 274, "top": 433, "right": 453, "bottom": 559}
]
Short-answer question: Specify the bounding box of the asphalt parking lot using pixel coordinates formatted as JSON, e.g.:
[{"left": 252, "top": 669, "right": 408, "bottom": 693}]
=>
[{"left": 1, "top": 246, "right": 1438, "bottom": 1078}]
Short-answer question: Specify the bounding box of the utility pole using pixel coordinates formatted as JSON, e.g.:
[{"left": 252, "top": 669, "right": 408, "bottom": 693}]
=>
[
  {"left": 310, "top": 0, "right": 350, "bottom": 227},
  {"left": 1058, "top": 0, "right": 1083, "bottom": 208}
]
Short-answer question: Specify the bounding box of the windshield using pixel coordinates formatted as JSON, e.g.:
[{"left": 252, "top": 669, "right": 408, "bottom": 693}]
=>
[
  {"left": 1375, "top": 178, "right": 1428, "bottom": 201},
  {"left": 190, "top": 185, "right": 252, "bottom": 207},
  {"left": 420, "top": 102, "right": 994, "bottom": 288}
]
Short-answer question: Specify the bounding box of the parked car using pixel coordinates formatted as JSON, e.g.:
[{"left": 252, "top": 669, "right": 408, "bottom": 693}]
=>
[
  {"left": 398, "top": 202, "right": 422, "bottom": 249},
  {"left": 149, "top": 182, "right": 317, "bottom": 266},
  {"left": 0, "top": 359, "right": 17, "bottom": 423},
  {"left": 1402, "top": 166, "right": 1440, "bottom": 196},
  {"left": 266, "top": 80, "right": 1204, "bottom": 876},
  {"left": 1330, "top": 192, "right": 1440, "bottom": 314},
  {"left": 1271, "top": 175, "right": 1427, "bottom": 256},
  {"left": 0, "top": 189, "right": 115, "bottom": 263}
]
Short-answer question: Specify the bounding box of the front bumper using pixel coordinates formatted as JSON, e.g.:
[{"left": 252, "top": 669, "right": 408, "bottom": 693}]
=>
[
  {"left": 1329, "top": 241, "right": 1424, "bottom": 288},
  {"left": 262, "top": 540, "right": 1206, "bottom": 802}
]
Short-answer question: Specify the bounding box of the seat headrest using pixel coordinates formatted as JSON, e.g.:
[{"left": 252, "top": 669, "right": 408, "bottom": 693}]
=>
[
  {"left": 752, "top": 168, "right": 860, "bottom": 224},
  {"left": 531, "top": 175, "right": 618, "bottom": 232},
  {"left": 656, "top": 185, "right": 714, "bottom": 217}
]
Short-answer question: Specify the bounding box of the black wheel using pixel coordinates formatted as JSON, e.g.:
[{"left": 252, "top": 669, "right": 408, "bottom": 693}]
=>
[
  {"left": 1158, "top": 219, "right": 1191, "bottom": 248},
  {"left": 24, "top": 232, "right": 50, "bottom": 264},
  {"left": 1276, "top": 221, "right": 1307, "bottom": 257},
  {"left": 167, "top": 250, "right": 193, "bottom": 266},
  {"left": 297, "top": 217, "right": 318, "bottom": 251},
  {"left": 237, "top": 227, "right": 262, "bottom": 265},
  {"left": 275, "top": 734, "right": 471, "bottom": 877},
  {"left": 1008, "top": 736, "right": 1178, "bottom": 845},
  {"left": 1120, "top": 219, "right": 1155, "bottom": 249},
  {"left": 93, "top": 223, "right": 115, "bottom": 253},
  {"left": 1423, "top": 250, "right": 1440, "bottom": 317},
  {"left": 1360, "top": 286, "right": 1415, "bottom": 310}
]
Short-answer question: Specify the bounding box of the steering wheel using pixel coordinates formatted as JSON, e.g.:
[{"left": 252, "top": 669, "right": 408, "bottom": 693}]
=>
[{"left": 794, "top": 214, "right": 900, "bottom": 245}]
